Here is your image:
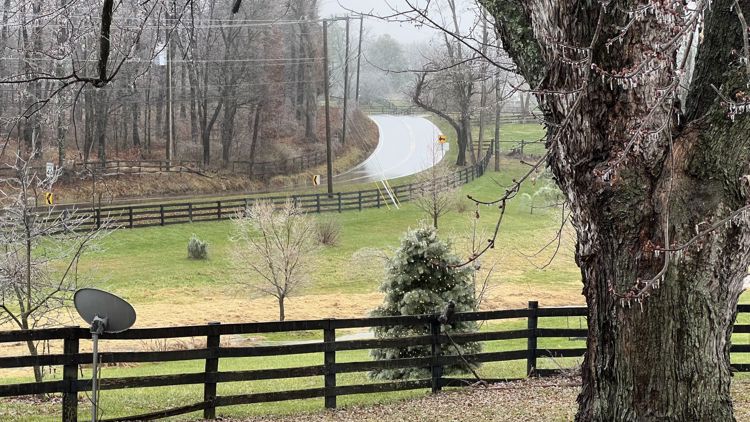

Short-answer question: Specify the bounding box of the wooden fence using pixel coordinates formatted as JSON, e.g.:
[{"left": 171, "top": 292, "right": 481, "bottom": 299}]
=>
[
  {"left": 0, "top": 160, "right": 204, "bottom": 178},
  {"left": 2, "top": 302, "right": 750, "bottom": 421},
  {"left": 469, "top": 139, "right": 547, "bottom": 160},
  {"left": 39, "top": 149, "right": 493, "bottom": 231},
  {"left": 0, "top": 151, "right": 326, "bottom": 180},
  {"left": 229, "top": 150, "right": 327, "bottom": 179}
]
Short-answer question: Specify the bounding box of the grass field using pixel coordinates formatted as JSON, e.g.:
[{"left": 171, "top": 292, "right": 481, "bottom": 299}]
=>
[{"left": 67, "top": 159, "right": 579, "bottom": 327}]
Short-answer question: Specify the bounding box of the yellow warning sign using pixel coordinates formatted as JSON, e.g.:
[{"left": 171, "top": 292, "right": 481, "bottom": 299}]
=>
[
  {"left": 45, "top": 192, "right": 54, "bottom": 205},
  {"left": 438, "top": 135, "right": 447, "bottom": 144},
  {"left": 312, "top": 175, "right": 321, "bottom": 186}
]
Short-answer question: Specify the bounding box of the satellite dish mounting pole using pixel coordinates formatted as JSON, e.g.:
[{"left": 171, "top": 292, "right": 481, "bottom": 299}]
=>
[{"left": 90, "top": 316, "right": 107, "bottom": 422}]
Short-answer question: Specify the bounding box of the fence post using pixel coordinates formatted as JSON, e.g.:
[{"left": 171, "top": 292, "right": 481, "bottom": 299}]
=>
[
  {"left": 316, "top": 194, "right": 321, "bottom": 213},
  {"left": 358, "top": 191, "right": 362, "bottom": 211},
  {"left": 95, "top": 208, "right": 101, "bottom": 229},
  {"left": 430, "top": 320, "right": 443, "bottom": 393},
  {"left": 324, "top": 320, "right": 337, "bottom": 409},
  {"left": 204, "top": 322, "right": 221, "bottom": 419},
  {"left": 337, "top": 192, "right": 342, "bottom": 213},
  {"left": 376, "top": 191, "right": 381, "bottom": 208},
  {"left": 217, "top": 201, "right": 222, "bottom": 220},
  {"left": 189, "top": 203, "right": 193, "bottom": 222},
  {"left": 159, "top": 205, "right": 165, "bottom": 226},
  {"left": 62, "top": 327, "right": 79, "bottom": 422},
  {"left": 128, "top": 207, "right": 133, "bottom": 229},
  {"left": 527, "top": 301, "right": 539, "bottom": 377}
]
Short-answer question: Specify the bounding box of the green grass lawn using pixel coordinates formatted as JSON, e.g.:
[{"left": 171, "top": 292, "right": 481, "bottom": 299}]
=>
[{"left": 70, "top": 155, "right": 580, "bottom": 315}]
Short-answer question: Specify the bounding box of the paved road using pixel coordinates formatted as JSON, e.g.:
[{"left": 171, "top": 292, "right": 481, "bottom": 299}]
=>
[{"left": 333, "top": 115, "right": 447, "bottom": 184}]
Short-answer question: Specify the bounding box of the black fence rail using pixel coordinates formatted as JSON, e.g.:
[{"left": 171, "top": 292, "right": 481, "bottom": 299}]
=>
[
  {"left": 38, "top": 149, "right": 493, "bottom": 231},
  {"left": 2, "top": 302, "right": 750, "bottom": 421}
]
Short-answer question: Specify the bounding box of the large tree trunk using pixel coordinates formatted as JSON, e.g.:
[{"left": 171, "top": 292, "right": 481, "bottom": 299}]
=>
[
  {"left": 156, "top": 65, "right": 165, "bottom": 143},
  {"left": 248, "top": 103, "right": 262, "bottom": 176},
  {"left": 220, "top": 98, "right": 237, "bottom": 167},
  {"left": 144, "top": 84, "right": 152, "bottom": 153},
  {"left": 483, "top": 1, "right": 750, "bottom": 420},
  {"left": 131, "top": 92, "right": 141, "bottom": 148},
  {"left": 189, "top": 75, "right": 199, "bottom": 144},
  {"left": 94, "top": 92, "right": 108, "bottom": 163},
  {"left": 83, "top": 89, "right": 94, "bottom": 162},
  {"left": 301, "top": 10, "right": 318, "bottom": 141},
  {"left": 200, "top": 97, "right": 223, "bottom": 167},
  {"left": 494, "top": 75, "right": 501, "bottom": 171}
]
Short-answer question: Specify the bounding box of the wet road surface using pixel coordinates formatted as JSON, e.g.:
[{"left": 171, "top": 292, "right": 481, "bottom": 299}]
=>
[{"left": 333, "top": 115, "right": 447, "bottom": 184}]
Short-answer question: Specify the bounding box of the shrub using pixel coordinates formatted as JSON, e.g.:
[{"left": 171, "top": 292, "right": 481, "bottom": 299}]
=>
[
  {"left": 455, "top": 199, "right": 470, "bottom": 214},
  {"left": 315, "top": 217, "right": 341, "bottom": 246},
  {"left": 187, "top": 235, "right": 208, "bottom": 260}
]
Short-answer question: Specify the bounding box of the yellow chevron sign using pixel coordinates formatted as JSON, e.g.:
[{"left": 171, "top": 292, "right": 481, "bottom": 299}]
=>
[
  {"left": 45, "top": 192, "right": 54, "bottom": 205},
  {"left": 438, "top": 135, "right": 447, "bottom": 144},
  {"left": 312, "top": 174, "right": 321, "bottom": 186}
]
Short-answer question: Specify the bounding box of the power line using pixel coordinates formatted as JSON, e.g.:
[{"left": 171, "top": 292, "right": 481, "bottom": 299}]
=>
[
  {"left": 0, "top": 16, "right": 357, "bottom": 29},
  {"left": 0, "top": 57, "right": 325, "bottom": 63}
]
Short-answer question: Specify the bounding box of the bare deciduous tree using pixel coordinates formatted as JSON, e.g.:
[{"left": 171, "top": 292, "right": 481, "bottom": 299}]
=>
[
  {"left": 231, "top": 200, "right": 316, "bottom": 321},
  {"left": 0, "top": 158, "right": 109, "bottom": 383},
  {"left": 413, "top": 149, "right": 459, "bottom": 230}
]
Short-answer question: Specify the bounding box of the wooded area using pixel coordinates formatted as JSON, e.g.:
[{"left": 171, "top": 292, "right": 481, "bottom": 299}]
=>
[{"left": 0, "top": 0, "right": 328, "bottom": 169}]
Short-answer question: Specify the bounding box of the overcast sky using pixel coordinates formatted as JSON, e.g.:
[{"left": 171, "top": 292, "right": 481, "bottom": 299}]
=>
[{"left": 319, "top": 0, "right": 478, "bottom": 43}]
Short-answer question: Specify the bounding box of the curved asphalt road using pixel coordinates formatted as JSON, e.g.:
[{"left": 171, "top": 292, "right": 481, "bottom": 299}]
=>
[{"left": 332, "top": 115, "right": 447, "bottom": 184}]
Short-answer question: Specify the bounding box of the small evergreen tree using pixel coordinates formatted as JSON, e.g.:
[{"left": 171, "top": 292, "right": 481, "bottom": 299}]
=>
[{"left": 370, "top": 225, "right": 480, "bottom": 380}]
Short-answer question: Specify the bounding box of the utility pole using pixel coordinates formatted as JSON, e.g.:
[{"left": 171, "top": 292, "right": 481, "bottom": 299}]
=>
[
  {"left": 342, "top": 18, "right": 350, "bottom": 146},
  {"left": 478, "top": 9, "right": 489, "bottom": 159},
  {"left": 355, "top": 16, "right": 363, "bottom": 103},
  {"left": 166, "top": 11, "right": 174, "bottom": 170},
  {"left": 324, "top": 21, "right": 333, "bottom": 195},
  {"left": 494, "top": 74, "right": 501, "bottom": 172}
]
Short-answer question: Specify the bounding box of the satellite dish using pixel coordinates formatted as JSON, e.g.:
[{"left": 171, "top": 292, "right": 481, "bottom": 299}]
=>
[
  {"left": 74, "top": 288, "right": 136, "bottom": 333},
  {"left": 74, "top": 288, "right": 136, "bottom": 422}
]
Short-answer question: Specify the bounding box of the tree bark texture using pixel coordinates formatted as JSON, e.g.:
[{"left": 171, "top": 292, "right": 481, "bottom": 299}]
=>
[
  {"left": 221, "top": 97, "right": 237, "bottom": 167},
  {"left": 482, "top": 1, "right": 750, "bottom": 420}
]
